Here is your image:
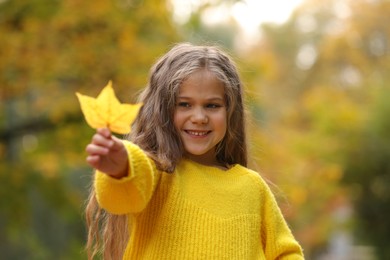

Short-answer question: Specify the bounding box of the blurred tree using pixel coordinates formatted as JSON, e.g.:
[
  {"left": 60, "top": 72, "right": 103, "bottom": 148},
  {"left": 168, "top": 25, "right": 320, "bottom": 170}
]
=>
[
  {"left": 239, "top": 0, "right": 390, "bottom": 258},
  {"left": 303, "top": 0, "right": 390, "bottom": 257},
  {"left": 2, "top": 0, "right": 389, "bottom": 258},
  {"left": 343, "top": 88, "right": 390, "bottom": 259},
  {"left": 171, "top": 0, "right": 241, "bottom": 50},
  {"left": 0, "top": 0, "right": 179, "bottom": 258}
]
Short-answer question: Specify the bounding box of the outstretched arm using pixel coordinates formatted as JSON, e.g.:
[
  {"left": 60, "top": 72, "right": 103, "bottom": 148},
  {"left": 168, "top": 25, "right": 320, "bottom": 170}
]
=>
[{"left": 85, "top": 128, "right": 159, "bottom": 215}]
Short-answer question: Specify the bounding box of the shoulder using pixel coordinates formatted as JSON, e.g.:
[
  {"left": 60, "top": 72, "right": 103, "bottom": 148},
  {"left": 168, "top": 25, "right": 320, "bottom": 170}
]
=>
[
  {"left": 231, "top": 164, "right": 277, "bottom": 196},
  {"left": 233, "top": 166, "right": 288, "bottom": 214},
  {"left": 233, "top": 164, "right": 267, "bottom": 185}
]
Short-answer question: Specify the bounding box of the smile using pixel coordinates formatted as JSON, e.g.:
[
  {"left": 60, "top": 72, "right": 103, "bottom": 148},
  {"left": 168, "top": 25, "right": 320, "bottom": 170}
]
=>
[{"left": 185, "top": 130, "right": 210, "bottom": 136}]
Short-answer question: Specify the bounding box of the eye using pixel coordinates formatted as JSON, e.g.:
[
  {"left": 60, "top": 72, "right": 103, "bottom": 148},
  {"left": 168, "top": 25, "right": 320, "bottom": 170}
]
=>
[
  {"left": 206, "top": 103, "right": 222, "bottom": 109},
  {"left": 177, "top": 102, "right": 190, "bottom": 108}
]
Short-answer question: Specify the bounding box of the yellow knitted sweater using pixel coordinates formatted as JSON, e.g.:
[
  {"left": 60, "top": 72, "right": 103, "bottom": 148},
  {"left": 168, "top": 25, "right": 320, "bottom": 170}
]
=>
[{"left": 95, "top": 141, "right": 304, "bottom": 259}]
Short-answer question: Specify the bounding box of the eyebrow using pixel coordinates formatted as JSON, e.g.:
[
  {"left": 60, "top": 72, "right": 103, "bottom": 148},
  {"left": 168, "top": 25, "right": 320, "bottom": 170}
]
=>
[{"left": 177, "top": 96, "right": 225, "bottom": 102}]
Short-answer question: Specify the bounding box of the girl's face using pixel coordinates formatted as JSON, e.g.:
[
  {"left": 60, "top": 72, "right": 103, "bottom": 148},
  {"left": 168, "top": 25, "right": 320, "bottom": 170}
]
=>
[{"left": 174, "top": 70, "right": 227, "bottom": 166}]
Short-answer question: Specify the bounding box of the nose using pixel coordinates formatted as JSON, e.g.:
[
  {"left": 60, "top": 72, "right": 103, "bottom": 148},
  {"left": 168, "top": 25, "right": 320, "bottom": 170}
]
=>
[{"left": 191, "top": 107, "right": 208, "bottom": 124}]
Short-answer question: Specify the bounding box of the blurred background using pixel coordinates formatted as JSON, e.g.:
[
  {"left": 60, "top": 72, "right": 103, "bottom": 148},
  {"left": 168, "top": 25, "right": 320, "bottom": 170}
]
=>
[{"left": 1, "top": 0, "right": 389, "bottom": 259}]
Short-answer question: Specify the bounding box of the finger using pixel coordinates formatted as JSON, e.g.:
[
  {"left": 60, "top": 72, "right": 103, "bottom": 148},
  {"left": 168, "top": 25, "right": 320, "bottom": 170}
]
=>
[
  {"left": 97, "top": 127, "right": 112, "bottom": 139},
  {"left": 86, "top": 144, "right": 109, "bottom": 156},
  {"left": 110, "top": 135, "right": 124, "bottom": 151},
  {"left": 91, "top": 132, "right": 114, "bottom": 148},
  {"left": 86, "top": 155, "right": 101, "bottom": 168}
]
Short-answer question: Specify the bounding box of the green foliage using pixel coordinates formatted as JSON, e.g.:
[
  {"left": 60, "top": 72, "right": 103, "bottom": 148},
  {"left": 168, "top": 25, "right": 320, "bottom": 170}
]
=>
[
  {"left": 240, "top": 0, "right": 390, "bottom": 258},
  {"left": 0, "top": 0, "right": 179, "bottom": 258},
  {"left": 2, "top": 0, "right": 390, "bottom": 258},
  {"left": 173, "top": 0, "right": 240, "bottom": 50},
  {"left": 343, "top": 88, "right": 390, "bottom": 259}
]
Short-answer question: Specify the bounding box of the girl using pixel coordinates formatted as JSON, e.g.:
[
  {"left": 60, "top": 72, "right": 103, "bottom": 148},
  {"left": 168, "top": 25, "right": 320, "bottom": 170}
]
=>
[{"left": 85, "top": 43, "right": 304, "bottom": 259}]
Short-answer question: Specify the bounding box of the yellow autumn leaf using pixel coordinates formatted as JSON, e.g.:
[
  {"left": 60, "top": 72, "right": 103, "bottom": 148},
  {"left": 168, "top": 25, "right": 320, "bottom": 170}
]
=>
[{"left": 76, "top": 81, "right": 142, "bottom": 134}]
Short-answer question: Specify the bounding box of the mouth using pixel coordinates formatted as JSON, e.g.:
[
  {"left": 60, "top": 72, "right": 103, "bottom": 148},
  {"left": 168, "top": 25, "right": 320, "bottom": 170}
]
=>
[{"left": 185, "top": 130, "right": 211, "bottom": 137}]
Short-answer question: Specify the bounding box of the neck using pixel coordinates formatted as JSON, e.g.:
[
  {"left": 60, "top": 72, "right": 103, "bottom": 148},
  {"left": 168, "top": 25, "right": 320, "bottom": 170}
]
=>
[{"left": 184, "top": 153, "right": 229, "bottom": 170}]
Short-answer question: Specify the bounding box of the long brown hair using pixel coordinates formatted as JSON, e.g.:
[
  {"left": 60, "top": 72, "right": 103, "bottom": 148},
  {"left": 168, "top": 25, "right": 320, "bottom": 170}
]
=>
[{"left": 85, "top": 42, "right": 247, "bottom": 259}]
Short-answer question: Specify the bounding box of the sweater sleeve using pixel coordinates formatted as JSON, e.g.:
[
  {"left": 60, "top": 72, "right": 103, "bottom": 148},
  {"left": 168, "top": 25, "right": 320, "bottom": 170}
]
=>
[
  {"left": 94, "top": 140, "right": 160, "bottom": 215},
  {"left": 260, "top": 182, "right": 304, "bottom": 259}
]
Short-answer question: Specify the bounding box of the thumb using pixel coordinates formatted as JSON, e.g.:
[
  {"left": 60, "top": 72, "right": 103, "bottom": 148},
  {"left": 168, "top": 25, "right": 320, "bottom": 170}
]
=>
[{"left": 110, "top": 135, "right": 125, "bottom": 151}]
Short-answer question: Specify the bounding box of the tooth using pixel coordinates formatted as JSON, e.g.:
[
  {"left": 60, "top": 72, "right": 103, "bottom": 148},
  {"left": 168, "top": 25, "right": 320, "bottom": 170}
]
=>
[{"left": 188, "top": 131, "right": 207, "bottom": 136}]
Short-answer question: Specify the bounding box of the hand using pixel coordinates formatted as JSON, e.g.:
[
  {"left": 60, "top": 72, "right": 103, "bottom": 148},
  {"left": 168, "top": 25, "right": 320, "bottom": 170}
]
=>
[{"left": 85, "top": 128, "right": 128, "bottom": 179}]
